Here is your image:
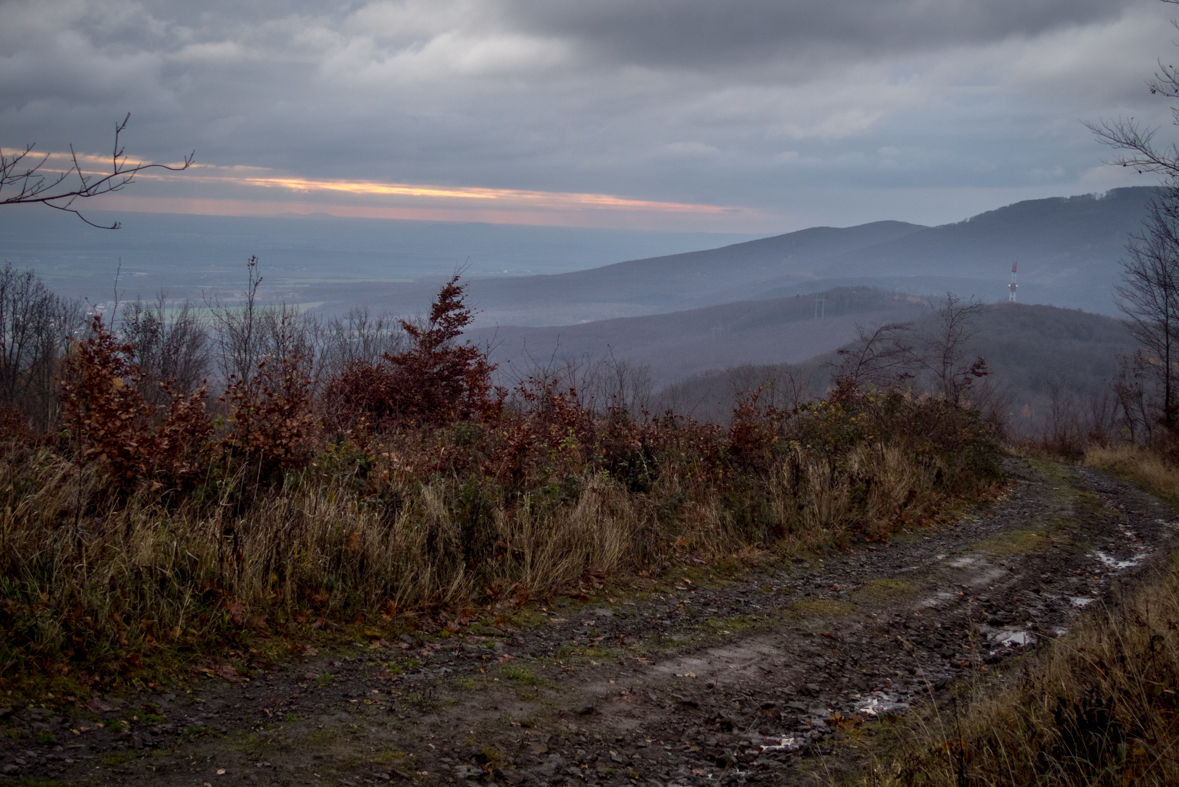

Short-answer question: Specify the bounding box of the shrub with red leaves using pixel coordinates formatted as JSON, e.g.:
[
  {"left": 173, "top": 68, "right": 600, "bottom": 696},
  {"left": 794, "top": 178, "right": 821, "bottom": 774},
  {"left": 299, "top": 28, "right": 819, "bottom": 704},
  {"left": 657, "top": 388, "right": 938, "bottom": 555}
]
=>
[
  {"left": 327, "top": 276, "right": 501, "bottom": 431},
  {"left": 221, "top": 353, "right": 315, "bottom": 478},
  {"left": 60, "top": 314, "right": 214, "bottom": 491},
  {"left": 60, "top": 315, "right": 156, "bottom": 484}
]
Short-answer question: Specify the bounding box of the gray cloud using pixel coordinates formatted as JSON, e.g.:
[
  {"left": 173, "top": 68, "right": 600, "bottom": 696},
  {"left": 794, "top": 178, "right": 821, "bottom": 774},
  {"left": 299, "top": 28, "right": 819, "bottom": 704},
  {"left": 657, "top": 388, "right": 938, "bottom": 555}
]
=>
[
  {"left": 500, "top": 0, "right": 1132, "bottom": 70},
  {"left": 0, "top": 0, "right": 1172, "bottom": 229}
]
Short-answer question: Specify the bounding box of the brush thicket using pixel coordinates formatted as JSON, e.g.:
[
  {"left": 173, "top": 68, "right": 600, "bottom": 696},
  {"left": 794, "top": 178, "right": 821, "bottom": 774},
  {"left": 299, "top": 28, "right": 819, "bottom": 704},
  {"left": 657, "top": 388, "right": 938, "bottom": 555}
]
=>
[{"left": 0, "top": 279, "right": 1002, "bottom": 686}]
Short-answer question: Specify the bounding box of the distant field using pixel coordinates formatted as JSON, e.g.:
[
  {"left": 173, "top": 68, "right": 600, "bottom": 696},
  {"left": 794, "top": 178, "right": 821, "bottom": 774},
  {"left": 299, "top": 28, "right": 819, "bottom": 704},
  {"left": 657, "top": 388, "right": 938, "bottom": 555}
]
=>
[{"left": 0, "top": 206, "right": 763, "bottom": 309}]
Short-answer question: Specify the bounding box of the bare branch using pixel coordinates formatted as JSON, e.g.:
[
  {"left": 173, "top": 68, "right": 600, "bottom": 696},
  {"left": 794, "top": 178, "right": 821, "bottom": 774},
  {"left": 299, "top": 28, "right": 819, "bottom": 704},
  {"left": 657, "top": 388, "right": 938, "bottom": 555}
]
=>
[
  {"left": 828, "top": 320, "right": 915, "bottom": 392},
  {"left": 0, "top": 113, "right": 195, "bottom": 229},
  {"left": 1086, "top": 117, "right": 1179, "bottom": 178}
]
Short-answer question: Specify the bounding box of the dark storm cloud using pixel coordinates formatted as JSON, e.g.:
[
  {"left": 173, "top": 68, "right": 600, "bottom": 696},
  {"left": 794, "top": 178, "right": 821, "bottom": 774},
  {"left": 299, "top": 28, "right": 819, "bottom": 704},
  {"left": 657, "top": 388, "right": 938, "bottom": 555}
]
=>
[{"left": 499, "top": 0, "right": 1131, "bottom": 69}]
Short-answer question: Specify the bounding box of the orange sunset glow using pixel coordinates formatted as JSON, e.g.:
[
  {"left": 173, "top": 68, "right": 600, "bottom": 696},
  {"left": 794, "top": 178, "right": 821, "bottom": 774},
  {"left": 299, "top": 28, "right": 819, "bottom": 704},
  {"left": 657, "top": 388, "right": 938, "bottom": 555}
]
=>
[{"left": 7, "top": 149, "right": 766, "bottom": 230}]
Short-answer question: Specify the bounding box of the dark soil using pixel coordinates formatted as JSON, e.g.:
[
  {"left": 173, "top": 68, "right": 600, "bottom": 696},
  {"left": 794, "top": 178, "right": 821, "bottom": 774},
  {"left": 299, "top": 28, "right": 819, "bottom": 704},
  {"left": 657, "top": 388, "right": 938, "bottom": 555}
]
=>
[{"left": 2, "top": 457, "right": 1176, "bottom": 787}]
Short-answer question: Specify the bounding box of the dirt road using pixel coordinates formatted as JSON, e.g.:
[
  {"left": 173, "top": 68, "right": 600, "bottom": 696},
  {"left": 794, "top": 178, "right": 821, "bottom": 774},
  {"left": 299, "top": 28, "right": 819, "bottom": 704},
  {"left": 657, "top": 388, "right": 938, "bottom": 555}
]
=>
[{"left": 3, "top": 457, "right": 1176, "bottom": 786}]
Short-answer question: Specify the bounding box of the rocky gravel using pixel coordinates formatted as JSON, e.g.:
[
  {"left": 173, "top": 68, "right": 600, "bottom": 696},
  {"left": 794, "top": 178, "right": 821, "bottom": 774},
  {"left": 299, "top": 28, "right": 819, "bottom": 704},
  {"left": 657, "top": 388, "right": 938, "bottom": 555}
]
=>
[{"left": 2, "top": 457, "right": 1176, "bottom": 786}]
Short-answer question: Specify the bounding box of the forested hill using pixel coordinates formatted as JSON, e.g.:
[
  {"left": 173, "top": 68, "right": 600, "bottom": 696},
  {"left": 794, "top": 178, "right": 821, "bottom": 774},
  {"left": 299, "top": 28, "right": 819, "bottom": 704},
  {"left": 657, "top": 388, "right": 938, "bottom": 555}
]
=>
[{"left": 655, "top": 302, "right": 1136, "bottom": 431}]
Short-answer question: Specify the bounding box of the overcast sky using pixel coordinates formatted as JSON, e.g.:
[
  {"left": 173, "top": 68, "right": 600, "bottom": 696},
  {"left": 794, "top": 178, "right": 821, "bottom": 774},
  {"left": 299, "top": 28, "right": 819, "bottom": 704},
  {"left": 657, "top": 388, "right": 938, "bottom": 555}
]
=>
[{"left": 2, "top": 0, "right": 1177, "bottom": 233}]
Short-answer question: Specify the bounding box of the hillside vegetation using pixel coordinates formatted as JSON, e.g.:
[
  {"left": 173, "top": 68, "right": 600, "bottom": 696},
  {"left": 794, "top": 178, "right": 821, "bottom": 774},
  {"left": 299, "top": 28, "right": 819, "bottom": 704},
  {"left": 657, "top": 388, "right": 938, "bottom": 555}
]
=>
[
  {"left": 0, "top": 275, "right": 1002, "bottom": 692},
  {"left": 475, "top": 286, "right": 931, "bottom": 387},
  {"left": 658, "top": 301, "right": 1135, "bottom": 434}
]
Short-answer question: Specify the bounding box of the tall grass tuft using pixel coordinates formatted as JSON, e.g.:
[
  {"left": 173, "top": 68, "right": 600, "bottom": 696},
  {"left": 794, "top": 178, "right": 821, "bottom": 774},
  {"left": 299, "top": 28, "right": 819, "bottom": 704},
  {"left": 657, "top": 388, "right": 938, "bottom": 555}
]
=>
[{"left": 1085, "top": 443, "right": 1179, "bottom": 507}]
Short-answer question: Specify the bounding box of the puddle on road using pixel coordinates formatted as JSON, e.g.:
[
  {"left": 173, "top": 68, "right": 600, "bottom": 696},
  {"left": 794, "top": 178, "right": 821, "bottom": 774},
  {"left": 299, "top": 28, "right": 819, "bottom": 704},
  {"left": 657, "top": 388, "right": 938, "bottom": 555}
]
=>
[
  {"left": 856, "top": 692, "right": 911, "bottom": 717},
  {"left": 1089, "top": 525, "right": 1152, "bottom": 571},
  {"left": 759, "top": 735, "right": 803, "bottom": 752},
  {"left": 1092, "top": 550, "right": 1147, "bottom": 570},
  {"left": 991, "top": 629, "right": 1035, "bottom": 648}
]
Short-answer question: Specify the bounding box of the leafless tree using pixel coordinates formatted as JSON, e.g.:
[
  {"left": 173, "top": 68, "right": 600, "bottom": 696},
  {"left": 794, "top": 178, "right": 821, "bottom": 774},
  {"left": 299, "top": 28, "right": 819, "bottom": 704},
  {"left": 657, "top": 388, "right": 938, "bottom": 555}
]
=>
[
  {"left": 258, "top": 304, "right": 320, "bottom": 380},
  {"left": 585, "top": 351, "right": 652, "bottom": 416},
  {"left": 916, "top": 294, "right": 989, "bottom": 406},
  {"left": 0, "top": 264, "right": 84, "bottom": 427},
  {"left": 829, "top": 321, "right": 915, "bottom": 392},
  {"left": 1085, "top": 1, "right": 1179, "bottom": 437},
  {"left": 317, "top": 307, "right": 407, "bottom": 383},
  {"left": 208, "top": 257, "right": 266, "bottom": 390},
  {"left": 727, "top": 363, "right": 808, "bottom": 412},
  {"left": 1115, "top": 188, "right": 1179, "bottom": 429},
  {"left": 207, "top": 257, "right": 332, "bottom": 401},
  {"left": 1, "top": 113, "right": 194, "bottom": 229},
  {"left": 507, "top": 347, "right": 653, "bottom": 418},
  {"left": 1087, "top": 1, "right": 1179, "bottom": 178},
  {"left": 1113, "top": 351, "right": 1158, "bottom": 442},
  {"left": 1085, "top": 388, "right": 1120, "bottom": 445},
  {"left": 1046, "top": 373, "right": 1080, "bottom": 448},
  {"left": 120, "top": 294, "right": 211, "bottom": 406}
]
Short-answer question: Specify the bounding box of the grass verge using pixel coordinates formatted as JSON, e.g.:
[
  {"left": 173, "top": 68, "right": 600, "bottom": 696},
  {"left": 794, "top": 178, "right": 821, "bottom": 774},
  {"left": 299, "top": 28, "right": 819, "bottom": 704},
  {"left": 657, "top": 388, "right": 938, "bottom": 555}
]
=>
[{"left": 0, "top": 388, "right": 1002, "bottom": 696}]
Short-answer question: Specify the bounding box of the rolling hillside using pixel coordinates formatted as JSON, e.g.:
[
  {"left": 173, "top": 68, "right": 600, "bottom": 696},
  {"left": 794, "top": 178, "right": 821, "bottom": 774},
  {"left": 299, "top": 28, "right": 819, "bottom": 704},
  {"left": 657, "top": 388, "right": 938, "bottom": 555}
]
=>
[
  {"left": 473, "top": 287, "right": 930, "bottom": 385},
  {"left": 655, "top": 303, "right": 1137, "bottom": 431}
]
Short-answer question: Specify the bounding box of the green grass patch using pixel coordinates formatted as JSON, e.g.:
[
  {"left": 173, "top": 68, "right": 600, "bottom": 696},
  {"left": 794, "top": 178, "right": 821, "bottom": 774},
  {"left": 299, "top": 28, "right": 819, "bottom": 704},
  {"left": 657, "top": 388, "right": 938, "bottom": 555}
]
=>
[
  {"left": 500, "top": 664, "right": 541, "bottom": 685},
  {"left": 974, "top": 528, "right": 1048, "bottom": 556},
  {"left": 705, "top": 614, "right": 759, "bottom": 632},
  {"left": 858, "top": 578, "right": 914, "bottom": 600},
  {"left": 297, "top": 726, "right": 344, "bottom": 748},
  {"left": 557, "top": 645, "right": 613, "bottom": 659}
]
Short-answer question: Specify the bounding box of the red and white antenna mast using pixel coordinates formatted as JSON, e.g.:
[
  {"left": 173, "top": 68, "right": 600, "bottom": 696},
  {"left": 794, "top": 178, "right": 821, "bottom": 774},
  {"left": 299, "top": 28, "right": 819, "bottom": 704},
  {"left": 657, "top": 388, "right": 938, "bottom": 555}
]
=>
[{"left": 1008, "top": 261, "right": 1018, "bottom": 305}]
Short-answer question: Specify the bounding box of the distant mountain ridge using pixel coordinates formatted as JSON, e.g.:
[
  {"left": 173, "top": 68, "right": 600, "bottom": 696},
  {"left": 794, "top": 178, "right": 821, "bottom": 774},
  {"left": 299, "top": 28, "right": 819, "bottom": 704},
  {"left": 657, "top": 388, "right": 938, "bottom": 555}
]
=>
[
  {"left": 713, "top": 188, "right": 1153, "bottom": 312},
  {"left": 312, "top": 187, "right": 1156, "bottom": 324}
]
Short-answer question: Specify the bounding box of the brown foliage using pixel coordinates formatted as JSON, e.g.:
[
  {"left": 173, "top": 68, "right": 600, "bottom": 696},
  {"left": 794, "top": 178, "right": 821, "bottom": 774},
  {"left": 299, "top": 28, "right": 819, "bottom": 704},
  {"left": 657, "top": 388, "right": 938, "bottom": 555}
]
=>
[
  {"left": 0, "top": 273, "right": 1008, "bottom": 686},
  {"left": 60, "top": 314, "right": 213, "bottom": 491},
  {"left": 60, "top": 315, "right": 156, "bottom": 483},
  {"left": 326, "top": 276, "right": 501, "bottom": 431},
  {"left": 221, "top": 353, "right": 315, "bottom": 477}
]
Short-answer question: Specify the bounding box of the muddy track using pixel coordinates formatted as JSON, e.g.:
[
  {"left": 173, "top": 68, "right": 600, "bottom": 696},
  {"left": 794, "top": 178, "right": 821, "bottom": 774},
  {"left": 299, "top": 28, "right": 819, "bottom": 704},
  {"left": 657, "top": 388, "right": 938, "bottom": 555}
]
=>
[{"left": 3, "top": 458, "right": 1177, "bottom": 787}]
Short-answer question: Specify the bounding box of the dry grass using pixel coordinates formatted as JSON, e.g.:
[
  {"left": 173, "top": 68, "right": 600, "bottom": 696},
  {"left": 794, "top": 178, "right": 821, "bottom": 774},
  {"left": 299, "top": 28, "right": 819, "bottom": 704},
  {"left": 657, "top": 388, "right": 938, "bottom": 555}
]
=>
[
  {"left": 860, "top": 554, "right": 1179, "bottom": 786},
  {"left": 1084, "top": 443, "right": 1179, "bottom": 507},
  {"left": 0, "top": 300, "right": 1003, "bottom": 690},
  {"left": 854, "top": 444, "right": 1179, "bottom": 786},
  {"left": 0, "top": 392, "right": 999, "bottom": 688}
]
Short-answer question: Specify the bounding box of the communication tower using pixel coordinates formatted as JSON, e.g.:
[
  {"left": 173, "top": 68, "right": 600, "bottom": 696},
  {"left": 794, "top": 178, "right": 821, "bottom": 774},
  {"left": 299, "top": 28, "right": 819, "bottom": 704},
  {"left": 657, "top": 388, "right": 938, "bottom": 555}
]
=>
[{"left": 1008, "top": 261, "right": 1018, "bottom": 305}]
